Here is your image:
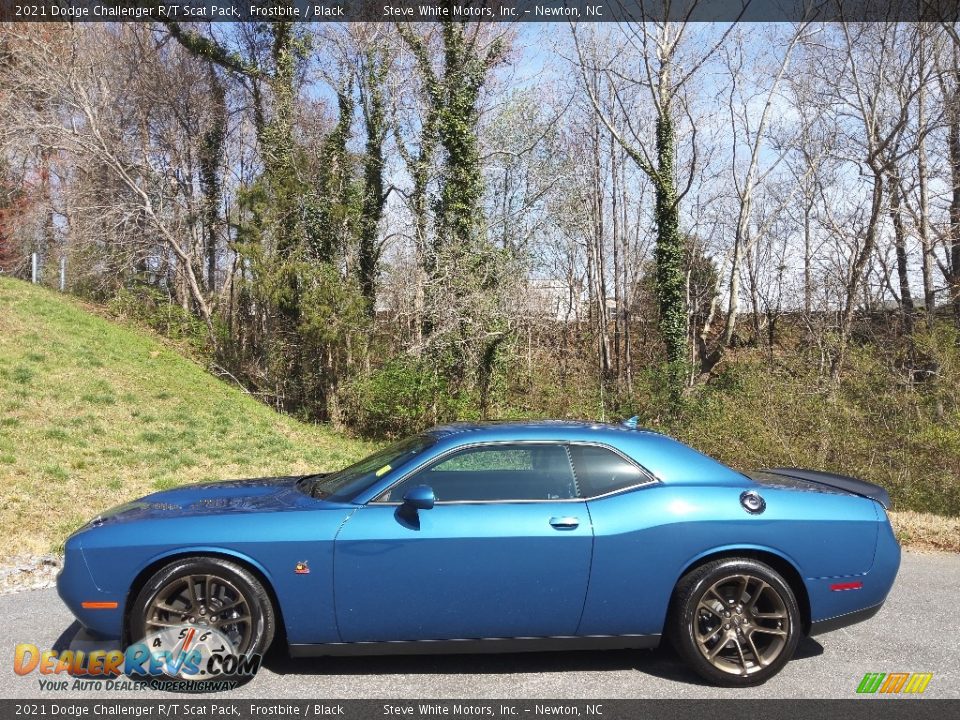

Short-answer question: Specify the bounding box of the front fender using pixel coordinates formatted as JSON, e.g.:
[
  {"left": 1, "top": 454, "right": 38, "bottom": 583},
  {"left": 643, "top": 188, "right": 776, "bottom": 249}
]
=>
[{"left": 70, "top": 509, "right": 353, "bottom": 645}]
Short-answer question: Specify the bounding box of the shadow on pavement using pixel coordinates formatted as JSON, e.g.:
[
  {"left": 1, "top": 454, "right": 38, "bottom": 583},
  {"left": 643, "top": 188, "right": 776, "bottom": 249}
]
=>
[
  {"left": 263, "top": 637, "right": 824, "bottom": 685},
  {"left": 50, "top": 617, "right": 825, "bottom": 688},
  {"left": 52, "top": 621, "right": 113, "bottom": 654}
]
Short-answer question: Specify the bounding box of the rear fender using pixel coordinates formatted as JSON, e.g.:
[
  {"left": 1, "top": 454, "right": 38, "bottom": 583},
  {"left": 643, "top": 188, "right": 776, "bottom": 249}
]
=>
[{"left": 578, "top": 484, "right": 879, "bottom": 637}]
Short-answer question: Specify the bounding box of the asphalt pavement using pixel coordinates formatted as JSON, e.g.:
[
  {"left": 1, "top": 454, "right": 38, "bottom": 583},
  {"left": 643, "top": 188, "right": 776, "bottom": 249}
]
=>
[{"left": 0, "top": 551, "right": 957, "bottom": 699}]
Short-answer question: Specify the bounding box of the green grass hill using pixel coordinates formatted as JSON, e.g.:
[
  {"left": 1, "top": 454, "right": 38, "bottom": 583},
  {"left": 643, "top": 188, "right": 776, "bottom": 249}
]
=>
[{"left": 0, "top": 278, "right": 370, "bottom": 561}]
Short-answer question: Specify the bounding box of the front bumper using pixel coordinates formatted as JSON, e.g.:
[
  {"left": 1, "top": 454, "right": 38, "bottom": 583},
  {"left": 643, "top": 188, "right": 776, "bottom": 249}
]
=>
[{"left": 56, "top": 535, "right": 124, "bottom": 639}]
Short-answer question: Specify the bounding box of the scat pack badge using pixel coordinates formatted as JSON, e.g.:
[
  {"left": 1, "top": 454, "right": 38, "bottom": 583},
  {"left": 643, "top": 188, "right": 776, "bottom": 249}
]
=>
[{"left": 294, "top": 561, "right": 310, "bottom": 575}]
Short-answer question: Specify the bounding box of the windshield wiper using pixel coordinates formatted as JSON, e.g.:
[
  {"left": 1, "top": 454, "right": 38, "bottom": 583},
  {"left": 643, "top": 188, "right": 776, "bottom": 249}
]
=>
[
  {"left": 296, "top": 473, "right": 334, "bottom": 499},
  {"left": 295, "top": 475, "right": 328, "bottom": 499}
]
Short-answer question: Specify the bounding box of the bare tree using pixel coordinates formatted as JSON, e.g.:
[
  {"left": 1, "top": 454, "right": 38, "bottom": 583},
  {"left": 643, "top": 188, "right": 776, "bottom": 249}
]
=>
[
  {"left": 810, "top": 23, "right": 925, "bottom": 376},
  {"left": 571, "top": 15, "right": 739, "bottom": 390},
  {"left": 719, "top": 24, "right": 810, "bottom": 349},
  {"left": 1, "top": 27, "right": 220, "bottom": 340}
]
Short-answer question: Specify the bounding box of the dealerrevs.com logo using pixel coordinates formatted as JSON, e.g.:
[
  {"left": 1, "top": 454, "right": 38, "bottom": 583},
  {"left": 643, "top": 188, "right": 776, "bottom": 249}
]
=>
[
  {"left": 14, "top": 625, "right": 261, "bottom": 692},
  {"left": 856, "top": 672, "right": 934, "bottom": 695}
]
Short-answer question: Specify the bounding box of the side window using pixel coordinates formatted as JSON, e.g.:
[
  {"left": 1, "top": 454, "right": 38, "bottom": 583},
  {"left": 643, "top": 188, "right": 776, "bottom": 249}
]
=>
[
  {"left": 569, "top": 445, "right": 650, "bottom": 498},
  {"left": 381, "top": 444, "right": 578, "bottom": 502}
]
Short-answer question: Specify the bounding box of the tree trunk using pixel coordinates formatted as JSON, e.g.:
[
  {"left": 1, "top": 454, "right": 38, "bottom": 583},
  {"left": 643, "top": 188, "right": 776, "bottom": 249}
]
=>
[
  {"left": 199, "top": 65, "right": 226, "bottom": 293},
  {"left": 592, "top": 116, "right": 611, "bottom": 381},
  {"left": 949, "top": 79, "right": 960, "bottom": 331},
  {"left": 358, "top": 50, "right": 388, "bottom": 316},
  {"left": 917, "top": 39, "right": 936, "bottom": 318},
  {"left": 887, "top": 167, "right": 914, "bottom": 332},
  {"left": 833, "top": 171, "right": 885, "bottom": 379},
  {"left": 654, "top": 113, "right": 688, "bottom": 387},
  {"left": 610, "top": 128, "right": 622, "bottom": 387},
  {"left": 803, "top": 194, "right": 813, "bottom": 317},
  {"left": 746, "top": 236, "right": 763, "bottom": 343}
]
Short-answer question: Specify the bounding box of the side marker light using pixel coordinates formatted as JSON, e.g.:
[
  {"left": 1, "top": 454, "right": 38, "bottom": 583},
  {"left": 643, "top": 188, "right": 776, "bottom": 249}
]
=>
[{"left": 829, "top": 581, "right": 863, "bottom": 592}]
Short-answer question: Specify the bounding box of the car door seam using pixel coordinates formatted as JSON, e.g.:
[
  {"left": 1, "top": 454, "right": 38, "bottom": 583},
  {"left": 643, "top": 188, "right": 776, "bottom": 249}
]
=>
[
  {"left": 330, "top": 506, "right": 361, "bottom": 643},
  {"left": 572, "top": 499, "right": 596, "bottom": 637}
]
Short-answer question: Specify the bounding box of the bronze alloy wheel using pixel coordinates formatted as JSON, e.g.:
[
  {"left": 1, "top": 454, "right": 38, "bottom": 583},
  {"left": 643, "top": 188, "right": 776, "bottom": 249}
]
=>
[
  {"left": 692, "top": 573, "right": 790, "bottom": 676},
  {"left": 670, "top": 557, "right": 801, "bottom": 686},
  {"left": 144, "top": 573, "right": 253, "bottom": 653},
  {"left": 130, "top": 556, "right": 276, "bottom": 681}
]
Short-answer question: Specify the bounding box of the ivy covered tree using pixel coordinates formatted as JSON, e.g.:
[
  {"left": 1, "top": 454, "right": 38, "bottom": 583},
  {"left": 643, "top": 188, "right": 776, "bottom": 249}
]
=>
[
  {"left": 197, "top": 64, "right": 226, "bottom": 292},
  {"left": 398, "top": 16, "right": 511, "bottom": 409},
  {"left": 164, "top": 20, "right": 375, "bottom": 419},
  {"left": 357, "top": 43, "right": 389, "bottom": 315},
  {"left": 309, "top": 85, "right": 359, "bottom": 264},
  {"left": 573, "top": 20, "right": 737, "bottom": 399}
]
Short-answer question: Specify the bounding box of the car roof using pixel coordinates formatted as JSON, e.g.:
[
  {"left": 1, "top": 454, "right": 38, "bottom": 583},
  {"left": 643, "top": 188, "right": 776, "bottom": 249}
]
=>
[
  {"left": 423, "top": 421, "right": 746, "bottom": 486},
  {"left": 426, "top": 419, "right": 636, "bottom": 439}
]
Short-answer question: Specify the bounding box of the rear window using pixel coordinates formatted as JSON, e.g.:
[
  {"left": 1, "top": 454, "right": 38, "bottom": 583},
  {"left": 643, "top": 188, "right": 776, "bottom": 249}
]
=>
[{"left": 569, "top": 445, "right": 650, "bottom": 498}]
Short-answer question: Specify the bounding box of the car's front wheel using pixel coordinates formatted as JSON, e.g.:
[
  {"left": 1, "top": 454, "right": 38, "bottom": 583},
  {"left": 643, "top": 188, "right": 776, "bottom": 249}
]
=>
[
  {"left": 670, "top": 558, "right": 801, "bottom": 687},
  {"left": 129, "top": 557, "right": 276, "bottom": 680}
]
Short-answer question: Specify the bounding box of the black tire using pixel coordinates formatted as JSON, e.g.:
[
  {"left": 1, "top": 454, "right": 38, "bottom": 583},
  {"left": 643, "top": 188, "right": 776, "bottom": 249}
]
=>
[
  {"left": 129, "top": 557, "right": 275, "bottom": 683},
  {"left": 669, "top": 558, "right": 801, "bottom": 687}
]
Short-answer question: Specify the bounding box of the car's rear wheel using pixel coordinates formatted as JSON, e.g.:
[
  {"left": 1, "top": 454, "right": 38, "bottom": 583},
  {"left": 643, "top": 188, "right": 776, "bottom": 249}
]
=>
[
  {"left": 670, "top": 558, "right": 801, "bottom": 687},
  {"left": 129, "top": 557, "right": 275, "bottom": 681}
]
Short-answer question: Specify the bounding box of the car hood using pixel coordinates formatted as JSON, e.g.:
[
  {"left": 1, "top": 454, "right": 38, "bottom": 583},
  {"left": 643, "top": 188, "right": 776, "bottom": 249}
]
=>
[{"left": 86, "top": 475, "right": 340, "bottom": 527}]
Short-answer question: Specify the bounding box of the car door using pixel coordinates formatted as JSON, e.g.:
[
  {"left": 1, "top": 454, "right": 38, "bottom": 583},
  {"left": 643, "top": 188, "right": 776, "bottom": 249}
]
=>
[
  {"left": 333, "top": 442, "right": 593, "bottom": 642},
  {"left": 569, "top": 443, "right": 668, "bottom": 637}
]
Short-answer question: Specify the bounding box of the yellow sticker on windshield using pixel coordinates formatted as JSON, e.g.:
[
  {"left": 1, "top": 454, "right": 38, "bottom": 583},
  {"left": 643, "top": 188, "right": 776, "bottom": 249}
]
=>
[{"left": 375, "top": 464, "right": 391, "bottom": 477}]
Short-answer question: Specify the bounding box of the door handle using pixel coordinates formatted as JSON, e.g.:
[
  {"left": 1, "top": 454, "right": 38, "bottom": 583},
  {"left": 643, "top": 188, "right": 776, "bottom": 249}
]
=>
[{"left": 549, "top": 516, "right": 580, "bottom": 529}]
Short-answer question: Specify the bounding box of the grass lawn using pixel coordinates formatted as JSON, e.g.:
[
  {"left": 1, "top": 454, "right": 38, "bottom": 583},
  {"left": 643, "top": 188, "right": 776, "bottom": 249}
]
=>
[{"left": 0, "top": 278, "right": 371, "bottom": 561}]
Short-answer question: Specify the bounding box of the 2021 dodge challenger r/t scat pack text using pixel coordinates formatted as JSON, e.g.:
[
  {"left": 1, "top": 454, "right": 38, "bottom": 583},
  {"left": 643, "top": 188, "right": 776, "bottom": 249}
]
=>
[{"left": 57, "top": 421, "right": 900, "bottom": 686}]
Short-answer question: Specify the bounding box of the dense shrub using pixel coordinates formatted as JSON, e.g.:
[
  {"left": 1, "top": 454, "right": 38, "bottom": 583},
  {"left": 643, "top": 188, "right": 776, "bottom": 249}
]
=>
[
  {"left": 671, "top": 331, "right": 960, "bottom": 516},
  {"left": 481, "top": 319, "right": 960, "bottom": 517},
  {"left": 338, "top": 357, "right": 467, "bottom": 438},
  {"left": 92, "top": 284, "right": 960, "bottom": 517}
]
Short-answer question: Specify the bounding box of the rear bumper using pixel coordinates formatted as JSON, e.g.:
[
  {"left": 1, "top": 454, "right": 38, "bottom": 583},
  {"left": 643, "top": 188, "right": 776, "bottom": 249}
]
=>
[
  {"left": 809, "top": 602, "right": 883, "bottom": 636},
  {"left": 805, "top": 503, "right": 900, "bottom": 633}
]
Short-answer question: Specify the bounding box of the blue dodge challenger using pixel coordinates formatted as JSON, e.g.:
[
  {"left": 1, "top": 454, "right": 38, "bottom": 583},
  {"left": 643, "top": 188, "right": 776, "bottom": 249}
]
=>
[{"left": 58, "top": 420, "right": 900, "bottom": 686}]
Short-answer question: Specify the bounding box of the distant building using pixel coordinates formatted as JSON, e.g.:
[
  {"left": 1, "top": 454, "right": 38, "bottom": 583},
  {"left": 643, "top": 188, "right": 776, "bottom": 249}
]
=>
[{"left": 523, "top": 278, "right": 579, "bottom": 322}]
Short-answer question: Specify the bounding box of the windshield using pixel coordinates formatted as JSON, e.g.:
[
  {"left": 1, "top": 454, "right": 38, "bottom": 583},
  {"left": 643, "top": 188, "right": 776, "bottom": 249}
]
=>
[{"left": 300, "top": 435, "right": 436, "bottom": 503}]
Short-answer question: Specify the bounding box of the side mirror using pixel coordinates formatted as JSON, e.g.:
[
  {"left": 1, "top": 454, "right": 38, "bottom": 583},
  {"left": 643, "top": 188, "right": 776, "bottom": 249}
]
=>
[{"left": 402, "top": 485, "right": 435, "bottom": 510}]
